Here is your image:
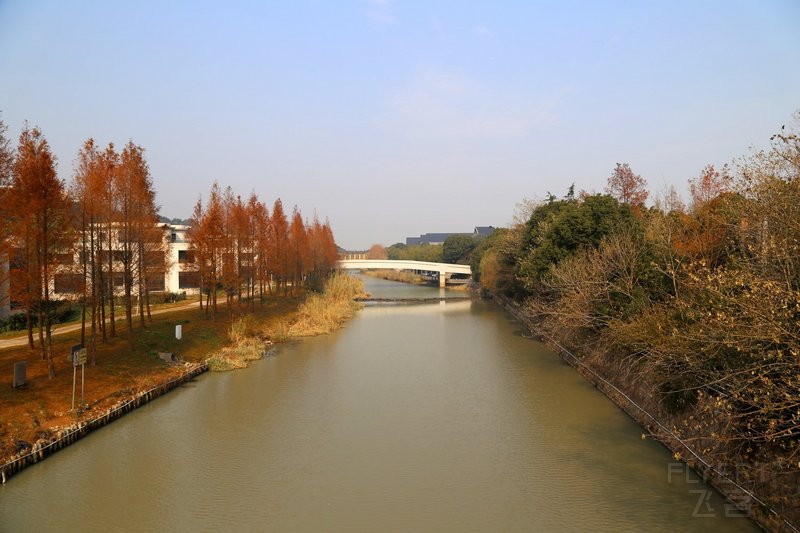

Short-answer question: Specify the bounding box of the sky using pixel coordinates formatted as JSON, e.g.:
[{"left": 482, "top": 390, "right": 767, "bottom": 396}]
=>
[{"left": 0, "top": 1, "right": 798, "bottom": 249}]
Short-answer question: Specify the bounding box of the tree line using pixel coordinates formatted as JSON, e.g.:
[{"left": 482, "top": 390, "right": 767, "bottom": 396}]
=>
[
  {"left": 0, "top": 116, "right": 339, "bottom": 378},
  {"left": 472, "top": 116, "right": 800, "bottom": 523},
  {"left": 188, "top": 182, "right": 338, "bottom": 317}
]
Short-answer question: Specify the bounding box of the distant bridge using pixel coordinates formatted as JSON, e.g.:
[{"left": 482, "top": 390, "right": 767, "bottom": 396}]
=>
[{"left": 337, "top": 259, "right": 471, "bottom": 287}]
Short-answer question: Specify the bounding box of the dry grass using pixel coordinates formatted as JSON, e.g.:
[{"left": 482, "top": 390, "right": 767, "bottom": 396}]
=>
[
  {"left": 365, "top": 269, "right": 427, "bottom": 284},
  {"left": 207, "top": 315, "right": 273, "bottom": 371},
  {"left": 228, "top": 314, "right": 260, "bottom": 343},
  {"left": 286, "top": 272, "right": 365, "bottom": 337},
  {"left": 264, "top": 321, "right": 291, "bottom": 343},
  {"left": 206, "top": 273, "right": 365, "bottom": 370},
  {"left": 206, "top": 337, "right": 268, "bottom": 372}
]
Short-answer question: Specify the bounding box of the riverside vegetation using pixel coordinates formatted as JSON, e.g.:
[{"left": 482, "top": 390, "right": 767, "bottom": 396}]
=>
[
  {"left": 206, "top": 272, "right": 366, "bottom": 371},
  {"left": 471, "top": 117, "right": 800, "bottom": 528}
]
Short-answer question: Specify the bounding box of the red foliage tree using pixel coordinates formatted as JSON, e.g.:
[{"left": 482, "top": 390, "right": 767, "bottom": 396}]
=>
[
  {"left": 0, "top": 115, "right": 14, "bottom": 316},
  {"left": 688, "top": 164, "right": 730, "bottom": 211},
  {"left": 288, "top": 207, "right": 310, "bottom": 295},
  {"left": 606, "top": 162, "right": 648, "bottom": 207},
  {"left": 188, "top": 183, "right": 226, "bottom": 318},
  {"left": 269, "top": 199, "right": 289, "bottom": 296},
  {"left": 9, "top": 125, "right": 74, "bottom": 378}
]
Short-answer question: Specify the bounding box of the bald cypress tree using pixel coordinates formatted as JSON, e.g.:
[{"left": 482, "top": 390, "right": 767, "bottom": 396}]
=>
[{"left": 10, "top": 125, "right": 74, "bottom": 378}]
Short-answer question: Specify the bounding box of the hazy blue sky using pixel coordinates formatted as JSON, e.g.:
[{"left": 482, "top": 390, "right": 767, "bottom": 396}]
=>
[{"left": 1, "top": 1, "right": 798, "bottom": 249}]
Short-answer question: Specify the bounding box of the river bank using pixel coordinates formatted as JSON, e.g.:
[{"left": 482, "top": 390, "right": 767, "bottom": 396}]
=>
[
  {"left": 0, "top": 273, "right": 365, "bottom": 483},
  {"left": 363, "top": 268, "right": 430, "bottom": 285},
  {"left": 490, "top": 292, "right": 797, "bottom": 533}
]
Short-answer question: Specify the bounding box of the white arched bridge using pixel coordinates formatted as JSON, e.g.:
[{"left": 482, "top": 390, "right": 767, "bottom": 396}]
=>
[{"left": 337, "top": 259, "right": 471, "bottom": 287}]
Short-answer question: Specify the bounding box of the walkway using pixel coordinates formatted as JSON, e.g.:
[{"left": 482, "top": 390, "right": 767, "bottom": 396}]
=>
[{"left": 0, "top": 301, "right": 200, "bottom": 349}]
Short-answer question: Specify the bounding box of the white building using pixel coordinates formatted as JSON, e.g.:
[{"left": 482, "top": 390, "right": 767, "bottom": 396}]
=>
[
  {"left": 8, "top": 223, "right": 198, "bottom": 308},
  {"left": 165, "top": 224, "right": 200, "bottom": 294}
]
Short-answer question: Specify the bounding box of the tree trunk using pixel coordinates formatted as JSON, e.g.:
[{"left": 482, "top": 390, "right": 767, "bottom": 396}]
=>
[
  {"left": 137, "top": 282, "right": 145, "bottom": 328},
  {"left": 90, "top": 228, "right": 99, "bottom": 364},
  {"left": 96, "top": 240, "right": 107, "bottom": 343},
  {"left": 80, "top": 299, "right": 86, "bottom": 345},
  {"left": 144, "top": 287, "right": 152, "bottom": 322},
  {"left": 124, "top": 277, "right": 133, "bottom": 334},
  {"left": 44, "top": 305, "right": 55, "bottom": 379},
  {"left": 26, "top": 309, "right": 34, "bottom": 350},
  {"left": 37, "top": 309, "right": 45, "bottom": 362},
  {"left": 107, "top": 233, "right": 116, "bottom": 337},
  {"left": 98, "top": 269, "right": 107, "bottom": 342},
  {"left": 90, "top": 294, "right": 97, "bottom": 366},
  {"left": 80, "top": 225, "right": 87, "bottom": 346},
  {"left": 137, "top": 240, "right": 146, "bottom": 328},
  {"left": 42, "top": 215, "right": 55, "bottom": 378},
  {"left": 212, "top": 283, "right": 217, "bottom": 319}
]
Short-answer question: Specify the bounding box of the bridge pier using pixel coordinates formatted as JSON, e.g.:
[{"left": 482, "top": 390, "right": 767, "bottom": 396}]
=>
[{"left": 439, "top": 272, "right": 446, "bottom": 288}]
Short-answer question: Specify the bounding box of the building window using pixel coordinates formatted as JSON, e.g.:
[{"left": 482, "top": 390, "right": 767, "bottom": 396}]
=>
[
  {"left": 178, "top": 250, "right": 195, "bottom": 263},
  {"left": 146, "top": 274, "right": 166, "bottom": 292},
  {"left": 144, "top": 251, "right": 165, "bottom": 266},
  {"left": 178, "top": 271, "right": 200, "bottom": 289},
  {"left": 55, "top": 253, "right": 74, "bottom": 266},
  {"left": 54, "top": 273, "right": 84, "bottom": 294}
]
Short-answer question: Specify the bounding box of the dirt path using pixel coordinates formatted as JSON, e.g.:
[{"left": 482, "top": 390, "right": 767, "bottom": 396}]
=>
[{"left": 0, "top": 301, "right": 200, "bottom": 349}]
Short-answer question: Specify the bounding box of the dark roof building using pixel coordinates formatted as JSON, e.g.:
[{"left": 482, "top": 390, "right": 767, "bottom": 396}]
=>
[
  {"left": 473, "top": 226, "right": 495, "bottom": 238},
  {"left": 405, "top": 226, "right": 495, "bottom": 246},
  {"left": 405, "top": 233, "right": 465, "bottom": 245}
]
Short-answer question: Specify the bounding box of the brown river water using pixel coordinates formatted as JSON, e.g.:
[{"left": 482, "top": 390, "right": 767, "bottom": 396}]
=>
[{"left": 0, "top": 275, "right": 757, "bottom": 532}]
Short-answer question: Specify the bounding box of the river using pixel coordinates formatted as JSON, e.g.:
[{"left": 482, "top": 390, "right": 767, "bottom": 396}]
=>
[{"left": 0, "top": 275, "right": 756, "bottom": 532}]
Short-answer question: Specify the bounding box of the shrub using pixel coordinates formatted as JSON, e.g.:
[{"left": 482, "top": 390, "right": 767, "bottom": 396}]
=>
[
  {"left": 147, "top": 291, "right": 187, "bottom": 305},
  {"left": 0, "top": 300, "right": 76, "bottom": 332},
  {"left": 229, "top": 315, "right": 259, "bottom": 343}
]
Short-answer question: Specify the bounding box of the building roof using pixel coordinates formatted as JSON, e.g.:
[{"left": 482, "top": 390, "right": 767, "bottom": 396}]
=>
[
  {"left": 405, "top": 232, "right": 472, "bottom": 245},
  {"left": 405, "top": 227, "right": 495, "bottom": 245}
]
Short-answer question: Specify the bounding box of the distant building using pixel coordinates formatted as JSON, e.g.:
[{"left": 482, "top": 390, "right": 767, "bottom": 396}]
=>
[
  {"left": 338, "top": 250, "right": 368, "bottom": 260},
  {"left": 406, "top": 232, "right": 468, "bottom": 246},
  {"left": 473, "top": 226, "right": 496, "bottom": 238},
  {"left": 405, "top": 226, "right": 496, "bottom": 246}
]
